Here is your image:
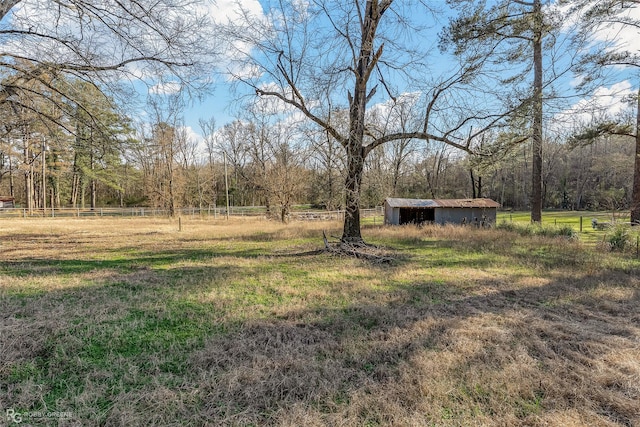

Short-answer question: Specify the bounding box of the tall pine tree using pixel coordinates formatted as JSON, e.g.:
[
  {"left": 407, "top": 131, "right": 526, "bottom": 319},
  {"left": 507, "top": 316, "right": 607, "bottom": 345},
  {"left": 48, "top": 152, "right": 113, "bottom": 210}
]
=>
[{"left": 442, "top": 0, "right": 558, "bottom": 222}]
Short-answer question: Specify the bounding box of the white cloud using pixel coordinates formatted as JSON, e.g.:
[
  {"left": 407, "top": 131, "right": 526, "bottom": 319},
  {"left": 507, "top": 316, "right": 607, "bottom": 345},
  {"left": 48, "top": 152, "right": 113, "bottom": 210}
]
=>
[
  {"left": 590, "top": 4, "right": 640, "bottom": 53},
  {"left": 2, "top": 0, "right": 268, "bottom": 85},
  {"left": 367, "top": 92, "right": 423, "bottom": 133},
  {"left": 554, "top": 0, "right": 640, "bottom": 54},
  {"left": 149, "top": 82, "right": 182, "bottom": 95},
  {"left": 181, "top": 125, "right": 208, "bottom": 158},
  {"left": 209, "top": 0, "right": 265, "bottom": 24},
  {"left": 551, "top": 81, "right": 635, "bottom": 133},
  {"left": 182, "top": 125, "right": 204, "bottom": 143}
]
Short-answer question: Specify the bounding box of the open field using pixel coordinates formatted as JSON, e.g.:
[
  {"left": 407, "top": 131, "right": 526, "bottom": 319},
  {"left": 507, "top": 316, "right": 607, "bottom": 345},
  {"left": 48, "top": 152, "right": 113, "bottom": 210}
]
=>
[
  {"left": 496, "top": 211, "right": 637, "bottom": 245},
  {"left": 1, "top": 217, "right": 639, "bottom": 426}
]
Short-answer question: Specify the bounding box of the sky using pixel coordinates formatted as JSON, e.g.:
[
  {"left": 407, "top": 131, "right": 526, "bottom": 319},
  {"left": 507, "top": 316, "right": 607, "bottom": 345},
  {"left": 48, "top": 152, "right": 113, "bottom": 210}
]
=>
[
  {"left": 1, "top": 0, "right": 638, "bottom": 150},
  {"left": 175, "top": 0, "right": 639, "bottom": 149}
]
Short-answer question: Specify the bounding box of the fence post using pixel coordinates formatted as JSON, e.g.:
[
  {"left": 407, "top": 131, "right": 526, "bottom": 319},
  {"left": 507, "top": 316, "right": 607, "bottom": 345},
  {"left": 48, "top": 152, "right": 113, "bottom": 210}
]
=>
[{"left": 580, "top": 216, "right": 583, "bottom": 233}]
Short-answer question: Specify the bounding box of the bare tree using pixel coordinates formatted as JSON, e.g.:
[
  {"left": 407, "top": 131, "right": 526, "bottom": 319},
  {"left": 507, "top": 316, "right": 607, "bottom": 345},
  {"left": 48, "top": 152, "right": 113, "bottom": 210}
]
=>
[
  {"left": 0, "top": 0, "right": 214, "bottom": 133},
  {"left": 222, "top": 0, "right": 506, "bottom": 245},
  {"left": 130, "top": 95, "right": 187, "bottom": 216},
  {"left": 263, "top": 131, "right": 309, "bottom": 222},
  {"left": 307, "top": 124, "right": 346, "bottom": 210},
  {"left": 215, "top": 120, "right": 252, "bottom": 207},
  {"left": 233, "top": 97, "right": 311, "bottom": 221},
  {"left": 199, "top": 117, "right": 220, "bottom": 209}
]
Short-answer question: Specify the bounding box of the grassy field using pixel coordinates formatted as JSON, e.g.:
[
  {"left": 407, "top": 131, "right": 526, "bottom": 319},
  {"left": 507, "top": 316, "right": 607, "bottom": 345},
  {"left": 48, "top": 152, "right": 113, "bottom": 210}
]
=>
[
  {"left": 496, "top": 210, "right": 636, "bottom": 245},
  {"left": 1, "top": 217, "right": 639, "bottom": 426}
]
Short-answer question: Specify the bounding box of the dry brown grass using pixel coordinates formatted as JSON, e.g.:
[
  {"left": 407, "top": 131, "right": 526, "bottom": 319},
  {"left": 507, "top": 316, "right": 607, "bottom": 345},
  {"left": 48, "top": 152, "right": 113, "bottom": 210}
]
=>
[{"left": 1, "top": 217, "right": 639, "bottom": 426}]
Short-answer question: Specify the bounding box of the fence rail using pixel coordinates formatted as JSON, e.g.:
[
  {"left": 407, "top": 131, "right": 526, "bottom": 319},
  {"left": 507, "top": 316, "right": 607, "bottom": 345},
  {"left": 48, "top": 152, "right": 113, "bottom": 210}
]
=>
[{"left": 0, "top": 206, "right": 384, "bottom": 220}]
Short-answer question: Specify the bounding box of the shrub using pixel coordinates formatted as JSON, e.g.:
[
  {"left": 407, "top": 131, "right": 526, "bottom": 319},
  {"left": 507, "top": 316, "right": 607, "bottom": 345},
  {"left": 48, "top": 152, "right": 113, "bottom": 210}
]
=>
[
  {"left": 496, "top": 221, "right": 577, "bottom": 239},
  {"left": 606, "top": 225, "right": 630, "bottom": 252}
]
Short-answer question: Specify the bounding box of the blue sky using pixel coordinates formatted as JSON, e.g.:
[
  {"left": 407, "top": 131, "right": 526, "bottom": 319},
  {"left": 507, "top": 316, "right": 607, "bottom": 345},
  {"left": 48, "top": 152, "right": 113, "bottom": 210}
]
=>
[
  {"left": 2, "top": 0, "right": 637, "bottom": 147},
  {"left": 173, "top": 0, "right": 638, "bottom": 148}
]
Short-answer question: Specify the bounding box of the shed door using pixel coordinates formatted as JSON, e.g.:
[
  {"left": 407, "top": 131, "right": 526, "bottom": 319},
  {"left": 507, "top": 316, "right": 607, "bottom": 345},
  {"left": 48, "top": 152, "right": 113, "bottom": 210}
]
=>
[{"left": 399, "top": 208, "right": 434, "bottom": 224}]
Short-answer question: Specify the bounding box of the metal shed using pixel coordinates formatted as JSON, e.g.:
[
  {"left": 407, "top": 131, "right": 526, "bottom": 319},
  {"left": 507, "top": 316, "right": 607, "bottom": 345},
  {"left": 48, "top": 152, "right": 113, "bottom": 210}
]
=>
[
  {"left": 384, "top": 198, "right": 500, "bottom": 226},
  {"left": 0, "top": 197, "right": 14, "bottom": 209}
]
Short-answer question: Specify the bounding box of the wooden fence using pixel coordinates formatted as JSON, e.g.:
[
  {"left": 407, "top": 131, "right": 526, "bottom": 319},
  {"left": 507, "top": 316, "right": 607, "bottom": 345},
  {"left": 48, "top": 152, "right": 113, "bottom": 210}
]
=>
[{"left": 0, "top": 206, "right": 384, "bottom": 220}]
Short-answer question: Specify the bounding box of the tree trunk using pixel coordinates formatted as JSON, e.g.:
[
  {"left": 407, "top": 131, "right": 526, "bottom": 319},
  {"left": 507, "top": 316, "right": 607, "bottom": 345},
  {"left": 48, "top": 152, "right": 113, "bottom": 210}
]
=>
[
  {"left": 81, "top": 180, "right": 86, "bottom": 209},
  {"left": 426, "top": 171, "right": 436, "bottom": 198},
  {"left": 392, "top": 159, "right": 401, "bottom": 197},
  {"left": 531, "top": 0, "right": 543, "bottom": 223},
  {"left": 24, "top": 142, "right": 33, "bottom": 214},
  {"left": 631, "top": 86, "right": 640, "bottom": 224},
  {"left": 340, "top": 0, "right": 384, "bottom": 245},
  {"left": 169, "top": 177, "right": 175, "bottom": 217},
  {"left": 52, "top": 174, "right": 60, "bottom": 209},
  {"left": 25, "top": 169, "right": 32, "bottom": 213},
  {"left": 470, "top": 169, "right": 476, "bottom": 198},
  {"left": 9, "top": 152, "right": 14, "bottom": 198},
  {"left": 41, "top": 141, "right": 46, "bottom": 214},
  {"left": 90, "top": 152, "right": 96, "bottom": 210},
  {"left": 91, "top": 179, "right": 96, "bottom": 210},
  {"left": 342, "top": 145, "right": 365, "bottom": 244}
]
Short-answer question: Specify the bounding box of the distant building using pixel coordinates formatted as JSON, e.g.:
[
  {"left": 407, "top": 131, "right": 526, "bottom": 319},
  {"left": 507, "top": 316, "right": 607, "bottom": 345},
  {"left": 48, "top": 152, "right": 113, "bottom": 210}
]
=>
[
  {"left": 0, "top": 197, "right": 15, "bottom": 209},
  {"left": 384, "top": 198, "right": 500, "bottom": 226}
]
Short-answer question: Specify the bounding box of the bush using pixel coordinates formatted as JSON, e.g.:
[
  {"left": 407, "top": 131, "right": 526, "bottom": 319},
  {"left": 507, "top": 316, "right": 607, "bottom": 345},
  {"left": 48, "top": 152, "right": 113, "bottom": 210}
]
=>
[
  {"left": 496, "top": 221, "right": 577, "bottom": 239},
  {"left": 606, "top": 225, "right": 630, "bottom": 252},
  {"left": 544, "top": 224, "right": 576, "bottom": 239}
]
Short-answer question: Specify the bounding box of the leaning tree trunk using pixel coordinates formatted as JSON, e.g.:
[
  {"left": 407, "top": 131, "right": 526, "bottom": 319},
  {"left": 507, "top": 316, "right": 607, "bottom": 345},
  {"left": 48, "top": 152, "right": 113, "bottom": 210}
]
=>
[{"left": 631, "top": 86, "right": 640, "bottom": 224}]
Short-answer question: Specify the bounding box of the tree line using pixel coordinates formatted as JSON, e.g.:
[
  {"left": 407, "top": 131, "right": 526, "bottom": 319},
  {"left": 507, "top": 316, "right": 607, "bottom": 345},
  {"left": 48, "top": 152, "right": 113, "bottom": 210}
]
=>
[
  {"left": 0, "top": 0, "right": 638, "bottom": 244},
  {"left": 0, "top": 87, "right": 634, "bottom": 218}
]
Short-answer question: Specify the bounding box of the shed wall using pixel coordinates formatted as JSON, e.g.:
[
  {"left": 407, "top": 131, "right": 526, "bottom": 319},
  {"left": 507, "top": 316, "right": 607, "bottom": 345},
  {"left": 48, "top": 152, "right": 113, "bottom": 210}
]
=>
[
  {"left": 384, "top": 204, "right": 400, "bottom": 225},
  {"left": 434, "top": 207, "right": 497, "bottom": 225}
]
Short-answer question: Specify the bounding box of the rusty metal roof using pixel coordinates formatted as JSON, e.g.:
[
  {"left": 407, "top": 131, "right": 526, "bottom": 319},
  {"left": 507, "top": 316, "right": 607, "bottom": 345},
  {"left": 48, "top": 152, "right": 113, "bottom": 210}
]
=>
[{"left": 385, "top": 198, "right": 500, "bottom": 209}]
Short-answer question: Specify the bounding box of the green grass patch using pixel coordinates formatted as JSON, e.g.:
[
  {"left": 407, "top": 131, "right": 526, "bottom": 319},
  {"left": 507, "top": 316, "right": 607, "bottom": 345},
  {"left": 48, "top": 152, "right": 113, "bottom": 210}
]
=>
[
  {"left": 1, "top": 217, "right": 639, "bottom": 426},
  {"left": 497, "top": 210, "right": 640, "bottom": 247}
]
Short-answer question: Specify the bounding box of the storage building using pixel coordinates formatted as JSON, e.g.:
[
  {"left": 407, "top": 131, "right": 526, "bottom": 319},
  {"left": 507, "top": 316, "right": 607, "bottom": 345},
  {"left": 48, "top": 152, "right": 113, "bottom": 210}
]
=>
[
  {"left": 0, "top": 197, "right": 15, "bottom": 209},
  {"left": 384, "top": 198, "right": 500, "bottom": 226}
]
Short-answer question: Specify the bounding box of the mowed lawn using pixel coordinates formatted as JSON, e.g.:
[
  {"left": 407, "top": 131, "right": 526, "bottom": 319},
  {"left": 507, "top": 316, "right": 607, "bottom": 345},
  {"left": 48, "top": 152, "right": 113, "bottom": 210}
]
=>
[
  {"left": 496, "top": 210, "right": 635, "bottom": 245},
  {"left": 1, "top": 217, "right": 639, "bottom": 426}
]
